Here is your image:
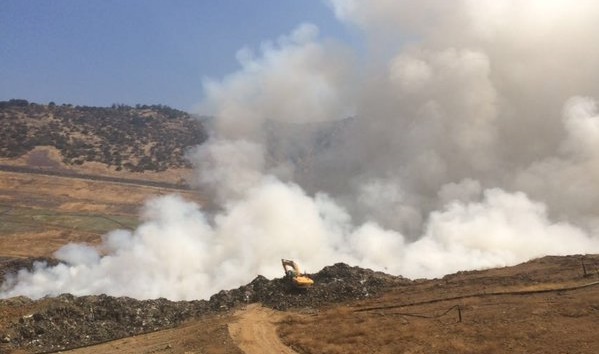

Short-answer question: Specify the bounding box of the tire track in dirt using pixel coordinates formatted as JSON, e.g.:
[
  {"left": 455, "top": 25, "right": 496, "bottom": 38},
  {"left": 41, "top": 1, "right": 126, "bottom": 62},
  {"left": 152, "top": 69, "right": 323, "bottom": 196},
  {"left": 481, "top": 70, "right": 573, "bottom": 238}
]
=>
[{"left": 228, "top": 304, "right": 297, "bottom": 354}]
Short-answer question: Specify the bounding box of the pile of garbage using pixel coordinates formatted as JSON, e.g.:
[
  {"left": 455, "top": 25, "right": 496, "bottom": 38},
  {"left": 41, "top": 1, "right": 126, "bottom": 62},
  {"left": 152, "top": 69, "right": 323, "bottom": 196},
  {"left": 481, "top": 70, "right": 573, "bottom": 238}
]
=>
[
  {"left": 0, "top": 262, "right": 409, "bottom": 352},
  {"left": 209, "top": 263, "right": 410, "bottom": 311},
  {"left": 1, "top": 294, "right": 209, "bottom": 352}
]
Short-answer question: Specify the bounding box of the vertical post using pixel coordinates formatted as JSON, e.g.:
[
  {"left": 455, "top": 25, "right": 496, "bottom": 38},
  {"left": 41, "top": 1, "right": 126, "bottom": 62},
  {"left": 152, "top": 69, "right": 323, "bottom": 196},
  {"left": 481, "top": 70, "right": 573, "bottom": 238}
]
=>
[
  {"left": 457, "top": 305, "right": 462, "bottom": 323},
  {"left": 581, "top": 259, "right": 589, "bottom": 277}
]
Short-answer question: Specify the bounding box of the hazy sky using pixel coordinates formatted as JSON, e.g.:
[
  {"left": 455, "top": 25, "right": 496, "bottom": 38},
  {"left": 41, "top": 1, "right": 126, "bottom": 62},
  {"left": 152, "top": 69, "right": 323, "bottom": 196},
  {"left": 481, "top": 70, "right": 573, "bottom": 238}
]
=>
[{"left": 0, "top": 0, "right": 353, "bottom": 111}]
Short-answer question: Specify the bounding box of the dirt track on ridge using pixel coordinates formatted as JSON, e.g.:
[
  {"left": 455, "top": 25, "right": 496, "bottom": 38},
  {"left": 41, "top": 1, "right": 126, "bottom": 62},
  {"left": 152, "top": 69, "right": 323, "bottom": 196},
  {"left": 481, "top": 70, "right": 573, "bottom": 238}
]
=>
[
  {"left": 0, "top": 164, "right": 191, "bottom": 191},
  {"left": 228, "top": 304, "right": 297, "bottom": 354}
]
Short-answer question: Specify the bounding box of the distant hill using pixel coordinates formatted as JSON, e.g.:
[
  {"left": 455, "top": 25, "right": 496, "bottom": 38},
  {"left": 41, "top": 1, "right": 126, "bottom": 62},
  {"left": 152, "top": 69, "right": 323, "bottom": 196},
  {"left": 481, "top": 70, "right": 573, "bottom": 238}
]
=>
[{"left": 0, "top": 99, "right": 207, "bottom": 172}]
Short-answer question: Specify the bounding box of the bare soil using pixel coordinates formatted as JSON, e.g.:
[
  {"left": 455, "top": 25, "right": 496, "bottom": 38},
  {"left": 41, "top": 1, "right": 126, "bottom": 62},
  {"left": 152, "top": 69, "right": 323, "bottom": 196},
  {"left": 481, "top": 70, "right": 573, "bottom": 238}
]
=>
[
  {"left": 0, "top": 169, "right": 202, "bottom": 258},
  {"left": 228, "top": 304, "right": 296, "bottom": 354}
]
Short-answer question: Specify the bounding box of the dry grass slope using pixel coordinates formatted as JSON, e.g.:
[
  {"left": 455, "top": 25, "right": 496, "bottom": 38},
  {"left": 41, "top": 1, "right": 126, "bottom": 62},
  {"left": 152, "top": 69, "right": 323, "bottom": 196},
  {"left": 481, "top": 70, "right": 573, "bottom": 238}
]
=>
[{"left": 278, "top": 255, "right": 599, "bottom": 354}]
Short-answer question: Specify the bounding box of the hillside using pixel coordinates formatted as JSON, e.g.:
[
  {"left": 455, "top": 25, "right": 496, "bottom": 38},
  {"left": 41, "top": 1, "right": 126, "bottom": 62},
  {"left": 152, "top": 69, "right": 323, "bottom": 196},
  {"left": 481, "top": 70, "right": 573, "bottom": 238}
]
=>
[
  {"left": 0, "top": 100, "right": 207, "bottom": 263},
  {"left": 0, "top": 99, "right": 207, "bottom": 173}
]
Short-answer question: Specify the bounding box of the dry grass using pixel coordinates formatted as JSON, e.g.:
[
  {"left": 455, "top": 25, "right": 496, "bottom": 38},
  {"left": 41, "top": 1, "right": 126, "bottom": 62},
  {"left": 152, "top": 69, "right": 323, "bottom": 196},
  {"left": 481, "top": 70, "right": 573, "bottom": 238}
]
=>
[
  {"left": 0, "top": 170, "right": 203, "bottom": 258},
  {"left": 278, "top": 258, "right": 599, "bottom": 353}
]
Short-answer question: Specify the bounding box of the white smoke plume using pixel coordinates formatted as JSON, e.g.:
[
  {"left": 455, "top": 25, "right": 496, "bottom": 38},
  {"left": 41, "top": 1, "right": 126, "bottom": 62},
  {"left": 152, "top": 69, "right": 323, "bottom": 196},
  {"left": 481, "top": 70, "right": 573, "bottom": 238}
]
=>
[{"left": 3, "top": 0, "right": 599, "bottom": 300}]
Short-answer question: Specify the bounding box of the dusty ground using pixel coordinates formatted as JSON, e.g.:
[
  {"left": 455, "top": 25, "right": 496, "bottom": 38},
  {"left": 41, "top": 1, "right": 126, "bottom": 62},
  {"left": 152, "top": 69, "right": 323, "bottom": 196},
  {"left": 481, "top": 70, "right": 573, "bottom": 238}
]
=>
[
  {"left": 229, "top": 304, "right": 296, "bottom": 354},
  {"left": 1, "top": 165, "right": 598, "bottom": 353},
  {"left": 67, "top": 305, "right": 294, "bottom": 354},
  {"left": 0, "top": 169, "right": 203, "bottom": 258}
]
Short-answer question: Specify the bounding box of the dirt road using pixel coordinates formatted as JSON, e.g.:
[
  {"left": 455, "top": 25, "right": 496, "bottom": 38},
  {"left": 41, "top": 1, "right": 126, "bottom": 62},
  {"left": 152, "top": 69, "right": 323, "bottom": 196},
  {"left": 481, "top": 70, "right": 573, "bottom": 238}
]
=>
[
  {"left": 228, "top": 304, "right": 297, "bottom": 354},
  {"left": 0, "top": 164, "right": 191, "bottom": 191}
]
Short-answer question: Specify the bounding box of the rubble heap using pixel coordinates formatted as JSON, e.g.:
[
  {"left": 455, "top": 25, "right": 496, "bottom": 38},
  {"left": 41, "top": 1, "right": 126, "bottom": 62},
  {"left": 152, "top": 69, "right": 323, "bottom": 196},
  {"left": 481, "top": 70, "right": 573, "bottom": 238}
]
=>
[
  {"left": 1, "top": 294, "right": 209, "bottom": 352},
  {"left": 209, "top": 263, "right": 410, "bottom": 311},
  {"left": 0, "top": 262, "right": 409, "bottom": 352}
]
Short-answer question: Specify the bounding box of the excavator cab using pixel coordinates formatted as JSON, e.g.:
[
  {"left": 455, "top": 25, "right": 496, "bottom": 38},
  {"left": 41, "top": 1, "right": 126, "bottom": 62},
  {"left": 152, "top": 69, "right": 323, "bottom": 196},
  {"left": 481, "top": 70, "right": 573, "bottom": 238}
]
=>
[{"left": 281, "top": 259, "right": 314, "bottom": 288}]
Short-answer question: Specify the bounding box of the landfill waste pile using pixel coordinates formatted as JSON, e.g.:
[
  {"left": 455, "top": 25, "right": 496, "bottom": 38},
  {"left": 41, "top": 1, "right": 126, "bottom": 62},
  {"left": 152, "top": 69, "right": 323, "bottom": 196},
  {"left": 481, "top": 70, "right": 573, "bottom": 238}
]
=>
[{"left": 0, "top": 261, "right": 409, "bottom": 352}]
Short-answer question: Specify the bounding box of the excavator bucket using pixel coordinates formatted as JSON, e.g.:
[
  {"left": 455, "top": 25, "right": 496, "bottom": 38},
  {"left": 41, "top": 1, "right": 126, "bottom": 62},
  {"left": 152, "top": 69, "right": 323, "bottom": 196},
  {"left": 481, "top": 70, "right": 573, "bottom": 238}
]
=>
[{"left": 292, "top": 275, "right": 314, "bottom": 287}]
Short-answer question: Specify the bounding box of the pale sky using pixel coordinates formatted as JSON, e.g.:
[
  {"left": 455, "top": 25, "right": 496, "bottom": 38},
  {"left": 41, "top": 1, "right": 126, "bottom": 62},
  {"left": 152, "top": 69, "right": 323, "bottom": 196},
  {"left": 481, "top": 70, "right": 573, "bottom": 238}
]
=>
[{"left": 0, "top": 0, "right": 355, "bottom": 111}]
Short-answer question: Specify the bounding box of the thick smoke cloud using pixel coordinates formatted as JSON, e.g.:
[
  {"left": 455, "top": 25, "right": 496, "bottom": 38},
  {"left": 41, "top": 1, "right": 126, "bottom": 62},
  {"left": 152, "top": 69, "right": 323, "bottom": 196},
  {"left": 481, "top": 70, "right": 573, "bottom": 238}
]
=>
[
  {"left": 200, "top": 23, "right": 355, "bottom": 141},
  {"left": 3, "top": 0, "right": 599, "bottom": 300}
]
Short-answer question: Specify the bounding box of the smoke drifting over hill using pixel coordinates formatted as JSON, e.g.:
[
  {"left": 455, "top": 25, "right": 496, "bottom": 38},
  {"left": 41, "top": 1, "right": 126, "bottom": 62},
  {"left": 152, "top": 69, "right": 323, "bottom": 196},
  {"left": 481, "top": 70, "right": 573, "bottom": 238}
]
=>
[{"left": 3, "top": 0, "right": 599, "bottom": 300}]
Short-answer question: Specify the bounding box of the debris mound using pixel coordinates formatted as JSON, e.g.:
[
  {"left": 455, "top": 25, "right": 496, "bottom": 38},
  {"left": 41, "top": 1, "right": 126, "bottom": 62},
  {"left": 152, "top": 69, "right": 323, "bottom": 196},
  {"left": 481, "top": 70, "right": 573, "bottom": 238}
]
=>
[
  {"left": 0, "top": 294, "right": 209, "bottom": 352},
  {"left": 0, "top": 261, "right": 408, "bottom": 352},
  {"left": 209, "top": 263, "right": 410, "bottom": 311}
]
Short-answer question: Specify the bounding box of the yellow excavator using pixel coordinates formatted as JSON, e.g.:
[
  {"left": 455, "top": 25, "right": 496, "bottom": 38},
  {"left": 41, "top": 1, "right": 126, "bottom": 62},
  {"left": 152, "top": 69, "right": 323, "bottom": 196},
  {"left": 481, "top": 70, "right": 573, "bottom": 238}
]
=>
[{"left": 281, "top": 259, "right": 314, "bottom": 288}]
